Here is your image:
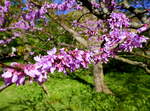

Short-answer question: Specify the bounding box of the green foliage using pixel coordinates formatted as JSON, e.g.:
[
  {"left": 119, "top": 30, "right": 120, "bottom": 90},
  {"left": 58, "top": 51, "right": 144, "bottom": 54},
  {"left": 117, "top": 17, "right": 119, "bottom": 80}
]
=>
[{"left": 0, "top": 65, "right": 150, "bottom": 111}]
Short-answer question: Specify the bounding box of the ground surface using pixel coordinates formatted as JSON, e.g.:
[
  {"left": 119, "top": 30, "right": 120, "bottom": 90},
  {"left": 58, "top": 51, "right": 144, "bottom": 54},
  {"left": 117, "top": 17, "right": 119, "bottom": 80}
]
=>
[{"left": 0, "top": 65, "right": 150, "bottom": 111}]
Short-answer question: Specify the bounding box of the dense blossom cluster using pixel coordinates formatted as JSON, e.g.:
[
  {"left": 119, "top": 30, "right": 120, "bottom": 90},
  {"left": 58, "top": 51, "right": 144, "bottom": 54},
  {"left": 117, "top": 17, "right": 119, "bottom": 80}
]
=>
[
  {"left": 108, "top": 12, "right": 130, "bottom": 29},
  {"left": 0, "top": 0, "right": 105, "bottom": 45},
  {"left": 0, "top": 0, "right": 11, "bottom": 29},
  {"left": 102, "top": 29, "right": 148, "bottom": 52},
  {"left": 0, "top": 0, "right": 149, "bottom": 86},
  {"left": 73, "top": 12, "right": 148, "bottom": 52},
  {"left": 43, "top": 0, "right": 82, "bottom": 11},
  {"left": 105, "top": 13, "right": 147, "bottom": 52},
  {"left": 1, "top": 62, "right": 25, "bottom": 85},
  {"left": 2, "top": 45, "right": 128, "bottom": 85},
  {"left": 0, "top": 0, "right": 83, "bottom": 45},
  {"left": 0, "top": 0, "right": 103, "bottom": 31},
  {"left": 2, "top": 48, "right": 93, "bottom": 85}
]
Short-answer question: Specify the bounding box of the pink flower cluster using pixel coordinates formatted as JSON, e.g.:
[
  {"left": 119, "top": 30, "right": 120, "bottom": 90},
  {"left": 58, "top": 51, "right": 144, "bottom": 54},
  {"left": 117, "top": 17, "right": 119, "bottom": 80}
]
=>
[
  {"left": 38, "top": 0, "right": 82, "bottom": 15},
  {"left": 102, "top": 29, "right": 148, "bottom": 52},
  {"left": 108, "top": 12, "right": 130, "bottom": 29},
  {"left": 91, "top": 1, "right": 100, "bottom": 8},
  {"left": 0, "top": 0, "right": 149, "bottom": 86},
  {"left": 73, "top": 12, "right": 148, "bottom": 53},
  {"left": 119, "top": 32, "right": 148, "bottom": 52},
  {"left": 72, "top": 20, "right": 104, "bottom": 38},
  {"left": 34, "top": 48, "right": 92, "bottom": 73},
  {"left": 1, "top": 48, "right": 94, "bottom": 85},
  {"left": 12, "top": 0, "right": 83, "bottom": 30},
  {"left": 1, "top": 62, "right": 25, "bottom": 85},
  {"left": 0, "top": 0, "right": 11, "bottom": 26}
]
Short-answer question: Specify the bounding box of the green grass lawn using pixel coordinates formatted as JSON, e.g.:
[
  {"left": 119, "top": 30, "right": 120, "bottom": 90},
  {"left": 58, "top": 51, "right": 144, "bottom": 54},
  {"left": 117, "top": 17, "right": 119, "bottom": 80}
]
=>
[{"left": 0, "top": 65, "right": 150, "bottom": 111}]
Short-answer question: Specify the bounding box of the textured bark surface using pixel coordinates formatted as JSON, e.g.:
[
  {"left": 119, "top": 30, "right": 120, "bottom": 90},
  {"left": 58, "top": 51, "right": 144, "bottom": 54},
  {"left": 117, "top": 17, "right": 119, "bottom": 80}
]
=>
[{"left": 93, "top": 62, "right": 113, "bottom": 94}]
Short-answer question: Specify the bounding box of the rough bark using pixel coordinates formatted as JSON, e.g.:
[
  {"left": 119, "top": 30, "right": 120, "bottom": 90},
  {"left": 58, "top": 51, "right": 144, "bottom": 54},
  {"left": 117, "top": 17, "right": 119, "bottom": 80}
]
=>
[{"left": 93, "top": 62, "right": 113, "bottom": 94}]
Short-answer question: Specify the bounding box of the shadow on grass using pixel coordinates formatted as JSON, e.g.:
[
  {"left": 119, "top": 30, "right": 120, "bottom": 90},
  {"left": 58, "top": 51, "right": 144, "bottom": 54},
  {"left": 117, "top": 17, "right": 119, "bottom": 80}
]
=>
[
  {"left": 0, "top": 106, "right": 11, "bottom": 111},
  {"left": 68, "top": 74, "right": 94, "bottom": 89}
]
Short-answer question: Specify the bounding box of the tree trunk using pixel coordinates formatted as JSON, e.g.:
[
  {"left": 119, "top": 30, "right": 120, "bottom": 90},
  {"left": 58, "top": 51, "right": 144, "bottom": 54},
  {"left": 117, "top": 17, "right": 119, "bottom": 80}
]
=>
[{"left": 93, "top": 62, "right": 113, "bottom": 94}]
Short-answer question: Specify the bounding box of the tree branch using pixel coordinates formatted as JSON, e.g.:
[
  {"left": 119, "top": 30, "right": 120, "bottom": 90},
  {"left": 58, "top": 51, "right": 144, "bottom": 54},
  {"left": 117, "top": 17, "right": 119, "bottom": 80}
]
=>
[
  {"left": 59, "top": 22, "right": 88, "bottom": 47},
  {"left": 78, "top": 0, "right": 105, "bottom": 19},
  {"left": 47, "top": 14, "right": 88, "bottom": 47},
  {"left": 121, "top": 0, "right": 149, "bottom": 24},
  {"left": 26, "top": 1, "right": 89, "bottom": 47},
  {"left": 40, "top": 84, "right": 49, "bottom": 96},
  {"left": 0, "top": 83, "right": 12, "bottom": 92},
  {"left": 130, "top": 52, "right": 150, "bottom": 59},
  {"left": 0, "top": 62, "right": 22, "bottom": 71},
  {"left": 114, "top": 55, "right": 150, "bottom": 74}
]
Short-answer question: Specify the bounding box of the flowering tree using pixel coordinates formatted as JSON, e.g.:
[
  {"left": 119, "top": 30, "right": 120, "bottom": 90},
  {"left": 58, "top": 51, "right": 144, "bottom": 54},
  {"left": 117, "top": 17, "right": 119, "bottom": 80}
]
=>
[{"left": 0, "top": 0, "right": 149, "bottom": 94}]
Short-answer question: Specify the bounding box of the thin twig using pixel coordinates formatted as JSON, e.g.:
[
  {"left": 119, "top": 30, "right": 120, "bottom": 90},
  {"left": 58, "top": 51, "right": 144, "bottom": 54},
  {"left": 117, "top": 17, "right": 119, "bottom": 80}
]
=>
[{"left": 41, "top": 84, "right": 49, "bottom": 96}]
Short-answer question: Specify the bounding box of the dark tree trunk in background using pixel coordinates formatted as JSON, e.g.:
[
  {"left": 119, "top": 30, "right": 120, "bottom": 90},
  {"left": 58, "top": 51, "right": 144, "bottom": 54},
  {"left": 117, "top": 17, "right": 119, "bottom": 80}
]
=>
[{"left": 93, "top": 62, "right": 113, "bottom": 94}]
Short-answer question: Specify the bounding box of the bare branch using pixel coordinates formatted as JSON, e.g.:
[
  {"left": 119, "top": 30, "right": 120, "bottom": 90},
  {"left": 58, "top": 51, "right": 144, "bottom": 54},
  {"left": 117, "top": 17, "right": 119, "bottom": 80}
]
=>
[
  {"left": 130, "top": 52, "right": 150, "bottom": 59},
  {"left": 59, "top": 43, "right": 77, "bottom": 48},
  {"left": 114, "top": 55, "right": 150, "bottom": 74},
  {"left": 77, "top": 12, "right": 91, "bottom": 22},
  {"left": 78, "top": 0, "right": 105, "bottom": 19},
  {"left": 59, "top": 22, "right": 88, "bottom": 47},
  {"left": 121, "top": 0, "right": 149, "bottom": 24},
  {"left": 0, "top": 84, "right": 12, "bottom": 92},
  {"left": 40, "top": 84, "right": 49, "bottom": 96},
  {"left": 0, "top": 62, "right": 22, "bottom": 71},
  {"left": 47, "top": 14, "right": 88, "bottom": 47}
]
